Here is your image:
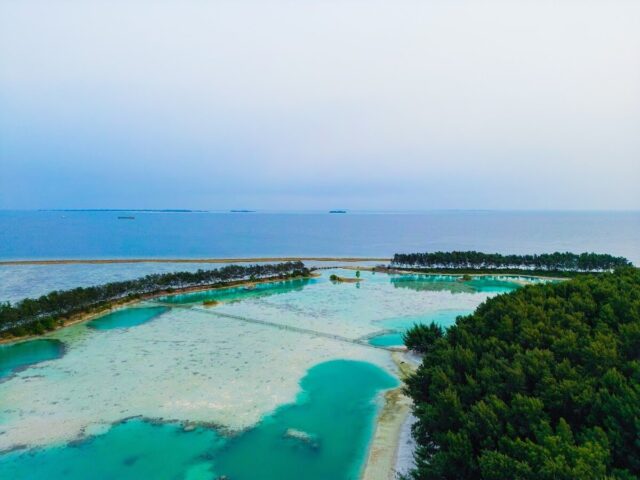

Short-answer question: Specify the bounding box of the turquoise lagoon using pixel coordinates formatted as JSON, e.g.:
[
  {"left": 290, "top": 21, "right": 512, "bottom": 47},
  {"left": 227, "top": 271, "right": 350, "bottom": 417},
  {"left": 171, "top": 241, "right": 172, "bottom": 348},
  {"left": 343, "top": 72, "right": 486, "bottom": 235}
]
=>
[
  {"left": 87, "top": 306, "right": 169, "bottom": 330},
  {"left": 368, "top": 310, "right": 474, "bottom": 347},
  {"left": 0, "top": 339, "right": 65, "bottom": 380},
  {"left": 158, "top": 276, "right": 317, "bottom": 305},
  {"left": 389, "top": 274, "right": 522, "bottom": 294},
  {"left": 0, "top": 270, "right": 521, "bottom": 478},
  {"left": 0, "top": 361, "right": 396, "bottom": 480}
]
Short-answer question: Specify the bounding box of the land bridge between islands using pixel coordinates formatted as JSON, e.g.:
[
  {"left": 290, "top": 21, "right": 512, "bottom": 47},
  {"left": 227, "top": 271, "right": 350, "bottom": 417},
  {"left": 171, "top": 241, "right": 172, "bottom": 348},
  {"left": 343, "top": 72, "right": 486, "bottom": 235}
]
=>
[{"left": 147, "top": 301, "right": 401, "bottom": 352}]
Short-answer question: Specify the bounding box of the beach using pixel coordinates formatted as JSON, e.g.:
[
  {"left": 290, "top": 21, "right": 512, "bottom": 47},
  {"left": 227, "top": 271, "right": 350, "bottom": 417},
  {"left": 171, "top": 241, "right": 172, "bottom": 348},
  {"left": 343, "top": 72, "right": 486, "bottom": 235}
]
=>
[{"left": 362, "top": 351, "right": 420, "bottom": 479}]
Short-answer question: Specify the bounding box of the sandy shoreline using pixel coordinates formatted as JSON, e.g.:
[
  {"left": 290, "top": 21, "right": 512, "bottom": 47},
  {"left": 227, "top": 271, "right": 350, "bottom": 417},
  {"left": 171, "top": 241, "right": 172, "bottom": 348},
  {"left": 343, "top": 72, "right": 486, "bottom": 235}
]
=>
[
  {"left": 362, "top": 351, "right": 419, "bottom": 480},
  {"left": 0, "top": 257, "right": 391, "bottom": 266}
]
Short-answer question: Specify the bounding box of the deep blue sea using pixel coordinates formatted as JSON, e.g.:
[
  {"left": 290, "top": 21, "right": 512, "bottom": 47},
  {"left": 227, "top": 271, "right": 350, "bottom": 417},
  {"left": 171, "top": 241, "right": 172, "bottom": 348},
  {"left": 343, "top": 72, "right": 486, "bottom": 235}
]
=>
[
  {"left": 1, "top": 210, "right": 638, "bottom": 262},
  {"left": 1, "top": 210, "right": 638, "bottom": 302}
]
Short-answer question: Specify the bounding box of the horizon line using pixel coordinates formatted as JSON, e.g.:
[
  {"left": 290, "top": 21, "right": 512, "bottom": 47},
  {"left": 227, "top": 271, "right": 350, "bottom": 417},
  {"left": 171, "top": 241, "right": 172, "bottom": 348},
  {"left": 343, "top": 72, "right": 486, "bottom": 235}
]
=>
[{"left": 1, "top": 208, "right": 639, "bottom": 214}]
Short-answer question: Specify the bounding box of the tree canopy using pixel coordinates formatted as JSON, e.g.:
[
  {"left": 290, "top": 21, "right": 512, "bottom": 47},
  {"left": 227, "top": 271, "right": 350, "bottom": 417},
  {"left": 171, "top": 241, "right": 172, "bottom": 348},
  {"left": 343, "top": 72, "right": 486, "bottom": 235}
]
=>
[
  {"left": 404, "top": 267, "right": 640, "bottom": 479},
  {"left": 392, "top": 251, "right": 631, "bottom": 272},
  {"left": 0, "top": 262, "right": 308, "bottom": 338}
]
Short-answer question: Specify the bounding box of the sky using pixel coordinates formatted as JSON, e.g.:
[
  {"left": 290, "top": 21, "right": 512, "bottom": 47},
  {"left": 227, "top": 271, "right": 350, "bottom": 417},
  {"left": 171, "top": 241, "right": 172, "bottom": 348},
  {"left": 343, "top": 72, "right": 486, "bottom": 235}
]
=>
[{"left": 0, "top": 0, "right": 639, "bottom": 211}]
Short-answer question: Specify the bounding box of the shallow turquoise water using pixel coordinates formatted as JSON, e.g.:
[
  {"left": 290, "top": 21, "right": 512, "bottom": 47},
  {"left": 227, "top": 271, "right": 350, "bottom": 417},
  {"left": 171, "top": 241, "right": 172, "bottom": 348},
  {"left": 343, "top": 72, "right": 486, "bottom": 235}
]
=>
[
  {"left": 0, "top": 418, "right": 222, "bottom": 479},
  {"left": 368, "top": 309, "right": 475, "bottom": 347},
  {"left": 369, "top": 332, "right": 405, "bottom": 347},
  {"left": 0, "top": 360, "right": 396, "bottom": 480},
  {"left": 157, "top": 277, "right": 316, "bottom": 305},
  {"left": 0, "top": 269, "right": 525, "bottom": 478},
  {"left": 87, "top": 306, "right": 169, "bottom": 330},
  {"left": 390, "top": 274, "right": 517, "bottom": 294},
  {"left": 465, "top": 277, "right": 525, "bottom": 292},
  {"left": 213, "top": 360, "right": 397, "bottom": 480},
  {"left": 0, "top": 339, "right": 65, "bottom": 379}
]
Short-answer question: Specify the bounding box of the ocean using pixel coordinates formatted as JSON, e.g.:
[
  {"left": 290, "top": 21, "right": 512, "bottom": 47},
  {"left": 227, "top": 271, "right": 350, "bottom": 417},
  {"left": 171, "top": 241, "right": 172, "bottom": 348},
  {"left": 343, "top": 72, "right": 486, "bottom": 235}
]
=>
[{"left": 1, "top": 210, "right": 638, "bottom": 262}]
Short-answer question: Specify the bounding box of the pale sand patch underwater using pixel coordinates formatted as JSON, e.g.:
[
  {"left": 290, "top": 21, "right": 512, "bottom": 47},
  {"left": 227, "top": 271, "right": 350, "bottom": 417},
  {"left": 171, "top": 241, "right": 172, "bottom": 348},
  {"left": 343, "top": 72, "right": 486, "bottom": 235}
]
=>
[
  {"left": 0, "top": 307, "right": 393, "bottom": 450},
  {"left": 0, "top": 269, "right": 520, "bottom": 478},
  {"left": 0, "top": 360, "right": 399, "bottom": 480},
  {"left": 208, "top": 271, "right": 500, "bottom": 341}
]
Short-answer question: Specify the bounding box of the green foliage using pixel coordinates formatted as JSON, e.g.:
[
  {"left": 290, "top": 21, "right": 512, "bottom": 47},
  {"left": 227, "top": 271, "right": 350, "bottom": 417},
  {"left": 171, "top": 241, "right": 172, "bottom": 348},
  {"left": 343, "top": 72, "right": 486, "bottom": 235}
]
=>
[
  {"left": 392, "top": 251, "right": 631, "bottom": 272},
  {"left": 405, "top": 267, "right": 640, "bottom": 479},
  {"left": 0, "top": 262, "right": 309, "bottom": 338},
  {"left": 330, "top": 274, "right": 339, "bottom": 281},
  {"left": 403, "top": 322, "right": 444, "bottom": 354},
  {"left": 356, "top": 270, "right": 361, "bottom": 278}
]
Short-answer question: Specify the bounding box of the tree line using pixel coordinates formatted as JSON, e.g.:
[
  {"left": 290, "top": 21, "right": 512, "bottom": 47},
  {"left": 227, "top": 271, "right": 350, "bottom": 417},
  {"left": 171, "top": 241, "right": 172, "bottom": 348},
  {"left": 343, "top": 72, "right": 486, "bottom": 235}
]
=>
[
  {"left": 0, "top": 262, "right": 309, "bottom": 338},
  {"left": 392, "top": 251, "right": 631, "bottom": 272},
  {"left": 403, "top": 267, "right": 640, "bottom": 479}
]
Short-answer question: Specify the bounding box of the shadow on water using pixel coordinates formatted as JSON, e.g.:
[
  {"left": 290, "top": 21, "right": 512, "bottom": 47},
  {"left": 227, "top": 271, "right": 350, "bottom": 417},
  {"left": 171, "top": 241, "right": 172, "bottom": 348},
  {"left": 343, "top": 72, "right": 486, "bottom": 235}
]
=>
[
  {"left": 390, "top": 274, "right": 520, "bottom": 294},
  {"left": 0, "top": 360, "right": 397, "bottom": 480}
]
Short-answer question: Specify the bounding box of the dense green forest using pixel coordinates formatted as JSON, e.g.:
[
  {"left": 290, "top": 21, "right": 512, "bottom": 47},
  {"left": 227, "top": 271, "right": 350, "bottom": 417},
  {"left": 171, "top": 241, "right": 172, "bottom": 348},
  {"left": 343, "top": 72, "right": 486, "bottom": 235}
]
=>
[
  {"left": 403, "top": 267, "right": 640, "bottom": 479},
  {"left": 0, "top": 262, "right": 308, "bottom": 338},
  {"left": 392, "top": 251, "right": 631, "bottom": 272}
]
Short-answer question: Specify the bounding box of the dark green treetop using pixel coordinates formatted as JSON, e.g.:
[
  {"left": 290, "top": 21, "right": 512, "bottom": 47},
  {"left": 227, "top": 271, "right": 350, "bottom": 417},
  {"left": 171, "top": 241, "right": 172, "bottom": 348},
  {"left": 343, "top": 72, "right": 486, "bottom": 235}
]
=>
[{"left": 404, "top": 267, "right": 640, "bottom": 479}]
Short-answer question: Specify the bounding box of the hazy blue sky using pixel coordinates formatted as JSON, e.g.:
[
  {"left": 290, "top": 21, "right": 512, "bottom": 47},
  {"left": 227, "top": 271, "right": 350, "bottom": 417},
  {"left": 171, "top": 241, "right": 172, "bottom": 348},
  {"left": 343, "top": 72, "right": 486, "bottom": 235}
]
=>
[{"left": 1, "top": 0, "right": 639, "bottom": 210}]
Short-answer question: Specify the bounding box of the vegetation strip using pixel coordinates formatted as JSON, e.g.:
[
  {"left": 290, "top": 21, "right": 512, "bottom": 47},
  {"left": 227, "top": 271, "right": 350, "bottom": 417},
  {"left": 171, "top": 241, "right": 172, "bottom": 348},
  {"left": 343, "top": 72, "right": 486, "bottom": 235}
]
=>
[
  {"left": 0, "top": 262, "right": 309, "bottom": 339},
  {"left": 402, "top": 267, "right": 640, "bottom": 479},
  {"left": 392, "top": 251, "right": 630, "bottom": 272}
]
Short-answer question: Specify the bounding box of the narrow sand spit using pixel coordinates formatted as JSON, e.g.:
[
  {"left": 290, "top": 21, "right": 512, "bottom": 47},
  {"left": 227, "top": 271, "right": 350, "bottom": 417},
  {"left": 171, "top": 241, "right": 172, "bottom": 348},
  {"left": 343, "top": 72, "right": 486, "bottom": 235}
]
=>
[
  {"left": 362, "top": 351, "right": 419, "bottom": 480},
  {"left": 394, "top": 412, "right": 418, "bottom": 478}
]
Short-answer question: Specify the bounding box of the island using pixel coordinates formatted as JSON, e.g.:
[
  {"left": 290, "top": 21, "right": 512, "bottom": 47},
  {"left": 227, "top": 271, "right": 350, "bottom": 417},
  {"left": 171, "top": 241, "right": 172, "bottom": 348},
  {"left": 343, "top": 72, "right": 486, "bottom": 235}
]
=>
[
  {"left": 329, "top": 271, "right": 362, "bottom": 283},
  {"left": 392, "top": 250, "right": 630, "bottom": 275},
  {"left": 0, "top": 262, "right": 309, "bottom": 339}
]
